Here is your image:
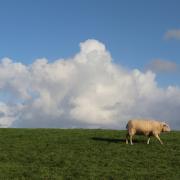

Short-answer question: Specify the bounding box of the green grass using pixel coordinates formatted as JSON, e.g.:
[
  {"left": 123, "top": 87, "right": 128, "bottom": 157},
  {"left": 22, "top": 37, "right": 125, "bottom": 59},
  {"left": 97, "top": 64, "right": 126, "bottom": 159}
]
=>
[{"left": 0, "top": 129, "right": 179, "bottom": 179}]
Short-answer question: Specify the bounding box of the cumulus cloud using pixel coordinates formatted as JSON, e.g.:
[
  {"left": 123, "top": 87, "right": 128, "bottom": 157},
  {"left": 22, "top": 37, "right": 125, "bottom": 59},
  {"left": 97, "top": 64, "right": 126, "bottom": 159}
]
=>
[
  {"left": 0, "top": 39, "right": 180, "bottom": 129},
  {"left": 164, "top": 29, "right": 180, "bottom": 40},
  {"left": 146, "top": 59, "right": 178, "bottom": 73}
]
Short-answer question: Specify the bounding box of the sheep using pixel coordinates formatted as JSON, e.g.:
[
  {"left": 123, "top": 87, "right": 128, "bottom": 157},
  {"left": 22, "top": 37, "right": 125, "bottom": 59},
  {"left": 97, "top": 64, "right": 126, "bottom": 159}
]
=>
[{"left": 125, "top": 119, "right": 170, "bottom": 145}]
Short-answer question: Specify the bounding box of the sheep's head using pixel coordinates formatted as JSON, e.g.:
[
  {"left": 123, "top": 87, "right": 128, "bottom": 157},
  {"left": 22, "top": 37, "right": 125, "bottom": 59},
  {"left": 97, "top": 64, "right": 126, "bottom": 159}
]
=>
[{"left": 162, "top": 122, "right": 171, "bottom": 132}]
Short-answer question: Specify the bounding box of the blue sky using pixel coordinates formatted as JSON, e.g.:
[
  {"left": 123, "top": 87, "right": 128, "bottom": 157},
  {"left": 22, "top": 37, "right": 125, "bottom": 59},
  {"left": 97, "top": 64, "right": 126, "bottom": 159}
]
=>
[
  {"left": 0, "top": 0, "right": 179, "bottom": 86},
  {"left": 0, "top": 0, "right": 180, "bottom": 128}
]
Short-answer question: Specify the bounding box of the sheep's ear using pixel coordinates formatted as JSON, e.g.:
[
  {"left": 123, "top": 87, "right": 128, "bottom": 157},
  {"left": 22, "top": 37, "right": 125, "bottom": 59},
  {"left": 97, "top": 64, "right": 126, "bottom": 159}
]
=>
[
  {"left": 162, "top": 122, "right": 167, "bottom": 126},
  {"left": 163, "top": 123, "right": 169, "bottom": 127}
]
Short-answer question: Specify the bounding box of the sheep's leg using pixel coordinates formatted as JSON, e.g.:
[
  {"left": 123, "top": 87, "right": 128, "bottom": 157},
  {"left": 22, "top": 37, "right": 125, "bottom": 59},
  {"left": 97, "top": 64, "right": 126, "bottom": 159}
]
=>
[
  {"left": 130, "top": 135, "right": 133, "bottom": 145},
  {"left": 147, "top": 137, "right": 151, "bottom": 144},
  {"left": 126, "top": 133, "right": 129, "bottom": 144},
  {"left": 155, "top": 134, "right": 163, "bottom": 145}
]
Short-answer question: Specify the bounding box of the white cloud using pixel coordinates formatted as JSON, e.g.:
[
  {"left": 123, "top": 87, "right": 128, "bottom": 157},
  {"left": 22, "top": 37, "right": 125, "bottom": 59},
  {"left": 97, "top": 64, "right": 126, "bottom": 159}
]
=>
[
  {"left": 164, "top": 29, "right": 180, "bottom": 40},
  {"left": 0, "top": 102, "right": 20, "bottom": 127},
  {"left": 146, "top": 59, "right": 178, "bottom": 73},
  {"left": 0, "top": 39, "right": 180, "bottom": 129}
]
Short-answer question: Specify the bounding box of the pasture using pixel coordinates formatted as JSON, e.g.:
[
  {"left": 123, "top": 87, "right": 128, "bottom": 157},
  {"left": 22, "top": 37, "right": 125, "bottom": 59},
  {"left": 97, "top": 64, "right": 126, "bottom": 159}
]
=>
[{"left": 0, "top": 129, "right": 179, "bottom": 179}]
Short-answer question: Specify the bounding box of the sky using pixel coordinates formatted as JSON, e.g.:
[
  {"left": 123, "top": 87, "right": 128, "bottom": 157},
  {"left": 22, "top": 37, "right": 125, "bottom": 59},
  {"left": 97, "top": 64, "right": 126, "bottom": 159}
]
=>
[{"left": 0, "top": 0, "right": 180, "bottom": 129}]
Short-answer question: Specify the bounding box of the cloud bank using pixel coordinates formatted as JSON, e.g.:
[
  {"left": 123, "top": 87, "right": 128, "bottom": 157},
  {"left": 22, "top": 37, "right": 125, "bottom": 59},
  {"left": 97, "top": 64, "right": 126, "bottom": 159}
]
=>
[
  {"left": 146, "top": 59, "right": 178, "bottom": 73},
  {"left": 0, "top": 39, "right": 180, "bottom": 129},
  {"left": 164, "top": 29, "right": 180, "bottom": 40}
]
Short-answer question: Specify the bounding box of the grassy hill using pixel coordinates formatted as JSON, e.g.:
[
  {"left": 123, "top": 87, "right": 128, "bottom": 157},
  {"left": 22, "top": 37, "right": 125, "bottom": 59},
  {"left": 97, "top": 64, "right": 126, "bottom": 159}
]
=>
[{"left": 0, "top": 129, "right": 179, "bottom": 179}]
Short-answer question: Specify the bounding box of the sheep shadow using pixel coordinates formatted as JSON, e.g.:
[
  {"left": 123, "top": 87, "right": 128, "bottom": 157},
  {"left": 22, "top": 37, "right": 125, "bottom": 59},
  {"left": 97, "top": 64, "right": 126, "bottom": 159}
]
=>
[
  {"left": 92, "top": 137, "right": 146, "bottom": 144},
  {"left": 92, "top": 137, "right": 125, "bottom": 143}
]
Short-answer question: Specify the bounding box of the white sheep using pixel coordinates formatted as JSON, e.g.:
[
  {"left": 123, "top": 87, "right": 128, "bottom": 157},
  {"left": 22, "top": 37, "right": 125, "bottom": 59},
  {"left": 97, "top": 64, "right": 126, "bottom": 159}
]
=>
[{"left": 126, "top": 119, "right": 170, "bottom": 145}]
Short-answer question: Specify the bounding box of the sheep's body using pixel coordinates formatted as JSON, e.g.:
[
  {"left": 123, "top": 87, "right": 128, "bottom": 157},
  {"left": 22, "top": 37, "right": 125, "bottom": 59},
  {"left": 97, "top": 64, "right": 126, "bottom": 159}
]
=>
[{"left": 126, "top": 119, "right": 170, "bottom": 145}]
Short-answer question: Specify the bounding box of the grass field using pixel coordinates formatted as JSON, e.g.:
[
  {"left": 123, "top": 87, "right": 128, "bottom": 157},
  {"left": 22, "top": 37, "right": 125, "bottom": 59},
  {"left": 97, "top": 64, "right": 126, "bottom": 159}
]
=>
[{"left": 0, "top": 129, "right": 179, "bottom": 179}]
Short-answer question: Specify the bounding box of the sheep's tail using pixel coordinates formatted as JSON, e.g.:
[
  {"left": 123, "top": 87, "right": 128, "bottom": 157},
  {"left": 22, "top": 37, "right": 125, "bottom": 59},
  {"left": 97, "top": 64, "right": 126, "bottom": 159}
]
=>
[{"left": 126, "top": 120, "right": 131, "bottom": 129}]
